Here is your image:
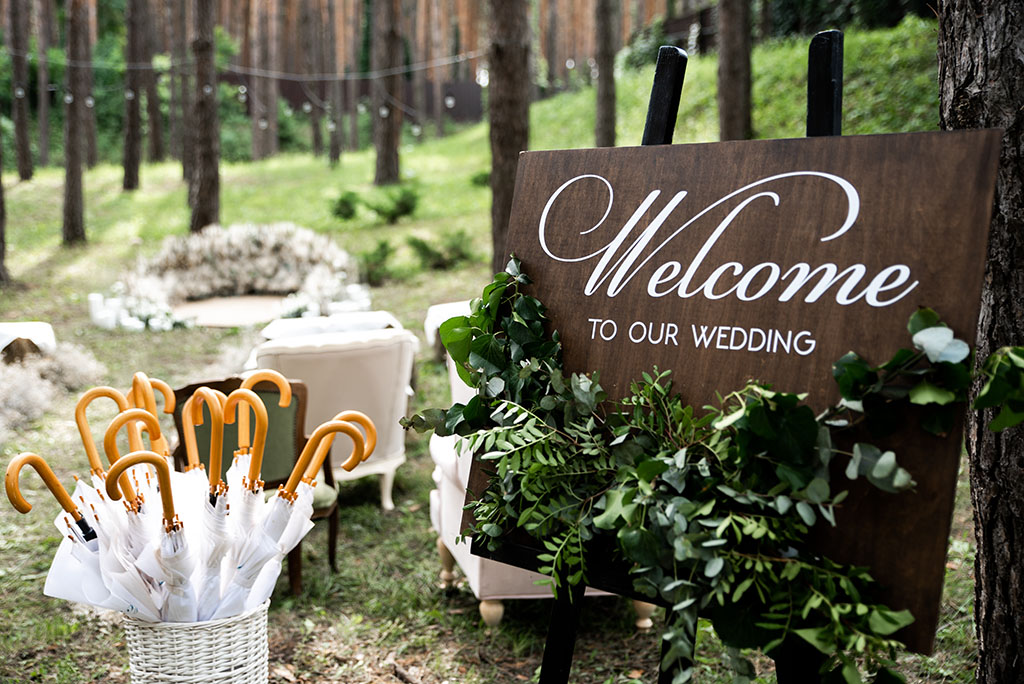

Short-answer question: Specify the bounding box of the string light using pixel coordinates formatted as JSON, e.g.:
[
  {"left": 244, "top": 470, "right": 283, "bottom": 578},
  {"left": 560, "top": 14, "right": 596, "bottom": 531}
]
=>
[
  {"left": 444, "top": 95, "right": 455, "bottom": 109},
  {"left": 301, "top": 101, "right": 312, "bottom": 113},
  {"left": 85, "top": 96, "right": 95, "bottom": 108},
  {"left": 378, "top": 105, "right": 390, "bottom": 118},
  {"left": 125, "top": 89, "right": 135, "bottom": 100},
  {"left": 14, "top": 87, "right": 25, "bottom": 98}
]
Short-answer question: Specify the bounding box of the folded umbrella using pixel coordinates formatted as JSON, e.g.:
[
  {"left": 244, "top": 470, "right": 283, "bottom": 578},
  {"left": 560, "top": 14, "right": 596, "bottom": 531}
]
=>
[{"left": 106, "top": 450, "right": 198, "bottom": 622}]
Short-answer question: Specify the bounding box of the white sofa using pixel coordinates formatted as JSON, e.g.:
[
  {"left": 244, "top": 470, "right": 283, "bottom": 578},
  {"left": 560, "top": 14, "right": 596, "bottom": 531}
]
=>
[{"left": 254, "top": 327, "right": 419, "bottom": 510}]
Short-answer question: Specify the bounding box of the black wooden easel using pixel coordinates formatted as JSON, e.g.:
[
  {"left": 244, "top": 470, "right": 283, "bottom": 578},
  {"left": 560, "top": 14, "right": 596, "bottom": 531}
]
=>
[{"left": 473, "top": 30, "right": 845, "bottom": 684}]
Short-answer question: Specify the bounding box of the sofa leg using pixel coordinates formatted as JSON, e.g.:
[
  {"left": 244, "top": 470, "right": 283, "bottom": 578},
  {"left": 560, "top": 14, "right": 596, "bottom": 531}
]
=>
[
  {"left": 632, "top": 599, "right": 656, "bottom": 631},
  {"left": 479, "top": 599, "right": 504, "bottom": 627},
  {"left": 379, "top": 468, "right": 396, "bottom": 511},
  {"left": 437, "top": 536, "right": 457, "bottom": 589}
]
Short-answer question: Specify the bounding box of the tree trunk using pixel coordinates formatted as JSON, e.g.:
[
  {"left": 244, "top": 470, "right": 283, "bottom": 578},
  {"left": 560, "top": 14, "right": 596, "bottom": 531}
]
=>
[
  {"left": 145, "top": 0, "right": 164, "bottom": 162},
  {"left": 123, "top": 0, "right": 144, "bottom": 190},
  {"left": 347, "top": 0, "right": 361, "bottom": 150},
  {"left": 84, "top": 2, "right": 98, "bottom": 167},
  {"left": 545, "top": 0, "right": 558, "bottom": 92},
  {"left": 37, "top": 0, "right": 54, "bottom": 167},
  {"left": 716, "top": 0, "right": 752, "bottom": 141},
  {"left": 268, "top": 0, "right": 282, "bottom": 155},
  {"left": 250, "top": 0, "right": 270, "bottom": 160},
  {"left": 9, "top": 0, "right": 34, "bottom": 180},
  {"left": 487, "top": 0, "right": 529, "bottom": 273},
  {"left": 594, "top": 0, "right": 616, "bottom": 147},
  {"left": 414, "top": 0, "right": 428, "bottom": 128},
  {"left": 325, "top": 0, "right": 342, "bottom": 165},
  {"left": 302, "top": 0, "right": 324, "bottom": 156},
  {"left": 190, "top": 0, "right": 220, "bottom": 231},
  {"left": 372, "top": 0, "right": 402, "bottom": 185},
  {"left": 64, "top": 0, "right": 88, "bottom": 245},
  {"left": 431, "top": 0, "right": 444, "bottom": 136},
  {"left": 0, "top": 122, "right": 8, "bottom": 285},
  {"left": 177, "top": 0, "right": 194, "bottom": 182},
  {"left": 938, "top": 3, "right": 1024, "bottom": 683}
]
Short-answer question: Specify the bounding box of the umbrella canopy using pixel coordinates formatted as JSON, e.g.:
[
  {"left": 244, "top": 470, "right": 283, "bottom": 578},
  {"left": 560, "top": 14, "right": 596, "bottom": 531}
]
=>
[
  {"left": 103, "top": 408, "right": 167, "bottom": 556},
  {"left": 106, "top": 451, "right": 198, "bottom": 622}
]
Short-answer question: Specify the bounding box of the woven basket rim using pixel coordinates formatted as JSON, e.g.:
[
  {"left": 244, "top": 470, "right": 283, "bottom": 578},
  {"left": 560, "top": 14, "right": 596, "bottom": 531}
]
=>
[{"left": 122, "top": 599, "right": 270, "bottom": 631}]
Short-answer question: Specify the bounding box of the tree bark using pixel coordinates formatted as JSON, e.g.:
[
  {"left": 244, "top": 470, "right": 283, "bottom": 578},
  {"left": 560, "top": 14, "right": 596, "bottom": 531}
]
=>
[
  {"left": 145, "top": 0, "right": 164, "bottom": 162},
  {"left": 347, "top": 0, "right": 361, "bottom": 150},
  {"left": 431, "top": 0, "right": 444, "bottom": 136},
  {"left": 372, "top": 0, "right": 402, "bottom": 184},
  {"left": 9, "top": 0, "right": 34, "bottom": 180},
  {"left": 594, "top": 0, "right": 616, "bottom": 147},
  {"left": 545, "top": 0, "right": 558, "bottom": 92},
  {"left": 36, "top": 0, "right": 54, "bottom": 167},
  {"left": 123, "top": 0, "right": 144, "bottom": 190},
  {"left": 716, "top": 0, "right": 752, "bottom": 141},
  {"left": 64, "top": 0, "right": 88, "bottom": 245},
  {"left": 190, "top": 0, "right": 220, "bottom": 232},
  {"left": 0, "top": 121, "right": 8, "bottom": 285},
  {"left": 325, "top": 0, "right": 342, "bottom": 165},
  {"left": 177, "top": 0, "right": 194, "bottom": 182},
  {"left": 938, "top": 3, "right": 1024, "bottom": 683},
  {"left": 302, "top": 0, "right": 324, "bottom": 156},
  {"left": 268, "top": 0, "right": 282, "bottom": 155},
  {"left": 84, "top": 1, "right": 98, "bottom": 167},
  {"left": 251, "top": 0, "right": 270, "bottom": 160},
  {"left": 487, "top": 0, "right": 529, "bottom": 273}
]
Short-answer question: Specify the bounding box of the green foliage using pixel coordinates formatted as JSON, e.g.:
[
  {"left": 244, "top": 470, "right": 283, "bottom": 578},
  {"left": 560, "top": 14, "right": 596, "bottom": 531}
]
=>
[
  {"left": 364, "top": 185, "right": 420, "bottom": 224},
  {"left": 406, "top": 230, "right": 475, "bottom": 270},
  {"left": 357, "top": 239, "right": 395, "bottom": 287},
  {"left": 332, "top": 190, "right": 361, "bottom": 220},
  {"left": 620, "top": 17, "right": 668, "bottom": 71},
  {"left": 405, "top": 260, "right": 1024, "bottom": 683},
  {"left": 470, "top": 170, "right": 490, "bottom": 187},
  {"left": 974, "top": 347, "right": 1024, "bottom": 431}
]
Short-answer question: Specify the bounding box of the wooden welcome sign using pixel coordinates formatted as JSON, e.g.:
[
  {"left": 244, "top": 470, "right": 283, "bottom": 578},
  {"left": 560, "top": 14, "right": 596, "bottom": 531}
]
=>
[{"left": 502, "top": 129, "right": 1001, "bottom": 653}]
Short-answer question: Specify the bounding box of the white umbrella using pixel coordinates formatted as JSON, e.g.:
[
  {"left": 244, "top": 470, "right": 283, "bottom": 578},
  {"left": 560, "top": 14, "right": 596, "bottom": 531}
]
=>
[
  {"left": 213, "top": 420, "right": 365, "bottom": 619},
  {"left": 106, "top": 450, "right": 198, "bottom": 622}
]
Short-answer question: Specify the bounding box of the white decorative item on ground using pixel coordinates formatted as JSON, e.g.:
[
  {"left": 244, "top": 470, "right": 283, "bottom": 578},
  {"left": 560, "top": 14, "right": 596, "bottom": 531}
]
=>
[
  {"left": 254, "top": 327, "right": 418, "bottom": 511},
  {"left": 103, "top": 223, "right": 365, "bottom": 330}
]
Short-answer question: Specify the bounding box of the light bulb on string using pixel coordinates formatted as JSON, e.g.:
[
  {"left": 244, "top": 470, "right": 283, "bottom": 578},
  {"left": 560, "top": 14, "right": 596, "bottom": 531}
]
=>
[
  {"left": 125, "top": 89, "right": 135, "bottom": 101},
  {"left": 14, "top": 87, "right": 25, "bottom": 99},
  {"left": 565, "top": 58, "right": 576, "bottom": 70},
  {"left": 238, "top": 85, "right": 248, "bottom": 94},
  {"left": 326, "top": 120, "right": 336, "bottom": 132},
  {"left": 444, "top": 95, "right": 456, "bottom": 109},
  {"left": 258, "top": 118, "right": 268, "bottom": 130},
  {"left": 411, "top": 124, "right": 422, "bottom": 137},
  {"left": 203, "top": 84, "right": 213, "bottom": 96},
  {"left": 379, "top": 105, "right": 390, "bottom": 119},
  {"left": 302, "top": 102, "right": 313, "bottom": 113},
  {"left": 64, "top": 93, "right": 73, "bottom": 104},
  {"left": 357, "top": 102, "right": 367, "bottom": 114},
  {"left": 85, "top": 96, "right": 95, "bottom": 108}
]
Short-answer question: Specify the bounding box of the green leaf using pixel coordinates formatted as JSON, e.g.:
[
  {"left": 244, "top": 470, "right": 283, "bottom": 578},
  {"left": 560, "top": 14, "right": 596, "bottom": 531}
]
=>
[
  {"left": 909, "top": 381, "right": 956, "bottom": 406},
  {"left": 908, "top": 307, "right": 941, "bottom": 335},
  {"left": 794, "top": 626, "right": 833, "bottom": 654},
  {"left": 704, "top": 557, "right": 724, "bottom": 578},
  {"left": 713, "top": 407, "right": 746, "bottom": 430},
  {"left": 480, "top": 523, "right": 502, "bottom": 537},
  {"left": 989, "top": 404, "right": 1024, "bottom": 432},
  {"left": 804, "top": 477, "right": 830, "bottom": 504},
  {"left": 868, "top": 608, "right": 914, "bottom": 636},
  {"left": 439, "top": 316, "right": 472, "bottom": 363},
  {"left": 796, "top": 501, "right": 816, "bottom": 526},
  {"left": 871, "top": 451, "right": 897, "bottom": 479},
  {"left": 873, "top": 667, "right": 907, "bottom": 684}
]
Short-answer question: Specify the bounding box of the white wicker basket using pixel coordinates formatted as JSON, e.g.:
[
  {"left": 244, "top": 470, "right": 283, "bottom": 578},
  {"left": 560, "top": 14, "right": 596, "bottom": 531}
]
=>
[{"left": 122, "top": 601, "right": 269, "bottom": 683}]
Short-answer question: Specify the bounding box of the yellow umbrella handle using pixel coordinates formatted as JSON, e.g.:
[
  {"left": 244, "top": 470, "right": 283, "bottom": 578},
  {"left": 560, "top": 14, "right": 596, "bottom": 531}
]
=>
[
  {"left": 329, "top": 410, "right": 377, "bottom": 464},
  {"left": 103, "top": 408, "right": 162, "bottom": 506},
  {"left": 5, "top": 453, "right": 83, "bottom": 520},
  {"left": 75, "top": 386, "right": 130, "bottom": 475},
  {"left": 131, "top": 372, "right": 172, "bottom": 456},
  {"left": 285, "top": 421, "right": 364, "bottom": 495},
  {"left": 239, "top": 371, "right": 292, "bottom": 450},
  {"left": 149, "top": 378, "right": 176, "bottom": 414},
  {"left": 223, "top": 388, "right": 269, "bottom": 489},
  {"left": 190, "top": 387, "right": 225, "bottom": 492},
  {"left": 180, "top": 395, "right": 203, "bottom": 471},
  {"left": 105, "top": 451, "right": 177, "bottom": 529}
]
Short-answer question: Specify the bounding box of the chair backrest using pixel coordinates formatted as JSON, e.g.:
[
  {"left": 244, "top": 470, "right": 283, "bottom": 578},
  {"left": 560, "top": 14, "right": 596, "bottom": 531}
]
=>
[
  {"left": 171, "top": 376, "right": 313, "bottom": 488},
  {"left": 254, "top": 328, "right": 419, "bottom": 462}
]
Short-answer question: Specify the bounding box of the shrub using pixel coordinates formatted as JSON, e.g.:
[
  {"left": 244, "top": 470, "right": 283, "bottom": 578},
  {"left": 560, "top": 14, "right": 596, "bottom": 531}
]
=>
[
  {"left": 621, "top": 18, "right": 667, "bottom": 70},
  {"left": 407, "top": 230, "right": 475, "bottom": 270},
  {"left": 358, "top": 239, "right": 395, "bottom": 287},
  {"left": 332, "top": 191, "right": 361, "bottom": 220},
  {"left": 364, "top": 185, "right": 420, "bottom": 224},
  {"left": 470, "top": 170, "right": 490, "bottom": 187}
]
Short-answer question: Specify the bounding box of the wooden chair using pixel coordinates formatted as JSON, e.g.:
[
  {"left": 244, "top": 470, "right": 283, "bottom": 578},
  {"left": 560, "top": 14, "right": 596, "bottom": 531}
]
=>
[{"left": 170, "top": 376, "right": 338, "bottom": 595}]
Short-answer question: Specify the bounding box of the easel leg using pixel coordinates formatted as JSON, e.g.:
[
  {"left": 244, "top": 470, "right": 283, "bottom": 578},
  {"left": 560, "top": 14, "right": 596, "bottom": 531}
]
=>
[
  {"left": 538, "top": 581, "right": 586, "bottom": 684},
  {"left": 772, "top": 637, "right": 827, "bottom": 683}
]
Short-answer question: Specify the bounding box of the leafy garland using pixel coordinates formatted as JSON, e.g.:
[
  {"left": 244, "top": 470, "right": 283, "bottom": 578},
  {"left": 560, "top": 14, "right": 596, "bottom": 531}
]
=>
[{"left": 404, "top": 258, "right": 1024, "bottom": 684}]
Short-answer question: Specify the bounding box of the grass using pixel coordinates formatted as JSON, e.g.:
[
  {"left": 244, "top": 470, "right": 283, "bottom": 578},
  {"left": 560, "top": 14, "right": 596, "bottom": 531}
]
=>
[{"left": 0, "top": 17, "right": 976, "bottom": 683}]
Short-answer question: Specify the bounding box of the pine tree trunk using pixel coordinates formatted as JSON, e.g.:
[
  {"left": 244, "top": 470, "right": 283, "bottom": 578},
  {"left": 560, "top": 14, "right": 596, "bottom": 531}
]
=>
[
  {"left": 84, "top": 3, "right": 98, "bottom": 168},
  {"left": 9, "top": 0, "right": 34, "bottom": 180},
  {"left": 414, "top": 0, "right": 427, "bottom": 128},
  {"left": 325, "top": 0, "right": 342, "bottom": 165},
  {"left": 0, "top": 123, "right": 8, "bottom": 285},
  {"left": 178, "top": 0, "right": 194, "bottom": 182},
  {"left": 372, "top": 0, "right": 402, "bottom": 185},
  {"left": 123, "top": 0, "right": 143, "bottom": 190},
  {"left": 64, "top": 0, "right": 88, "bottom": 245},
  {"left": 431, "top": 0, "right": 444, "bottom": 136},
  {"left": 487, "top": 0, "right": 529, "bottom": 273},
  {"left": 268, "top": 0, "right": 282, "bottom": 155},
  {"left": 938, "top": 3, "right": 1024, "bottom": 683},
  {"left": 167, "top": 0, "right": 181, "bottom": 160},
  {"left": 716, "top": 0, "right": 752, "bottom": 141},
  {"left": 145, "top": 0, "right": 164, "bottom": 162},
  {"left": 190, "top": 0, "right": 220, "bottom": 232},
  {"left": 348, "top": 0, "right": 360, "bottom": 150},
  {"left": 594, "top": 0, "right": 616, "bottom": 147},
  {"left": 251, "top": 0, "right": 269, "bottom": 160},
  {"left": 545, "top": 0, "right": 558, "bottom": 92},
  {"left": 302, "top": 0, "right": 324, "bottom": 156},
  {"left": 37, "top": 0, "right": 54, "bottom": 167}
]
